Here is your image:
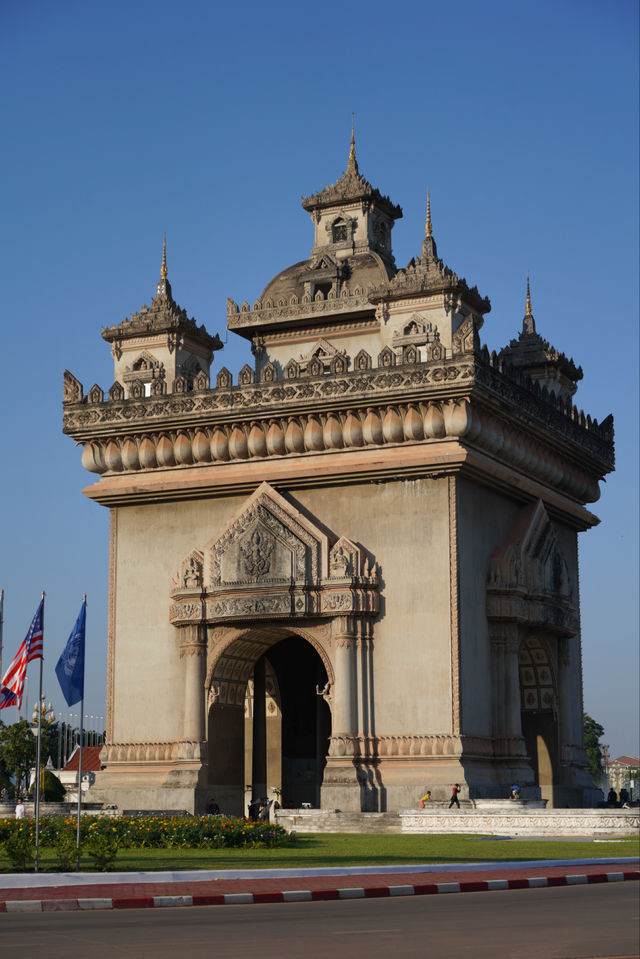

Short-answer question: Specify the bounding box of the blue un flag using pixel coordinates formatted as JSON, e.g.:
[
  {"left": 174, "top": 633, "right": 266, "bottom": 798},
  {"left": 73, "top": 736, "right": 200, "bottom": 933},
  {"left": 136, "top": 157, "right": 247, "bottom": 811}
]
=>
[{"left": 55, "top": 600, "right": 86, "bottom": 707}]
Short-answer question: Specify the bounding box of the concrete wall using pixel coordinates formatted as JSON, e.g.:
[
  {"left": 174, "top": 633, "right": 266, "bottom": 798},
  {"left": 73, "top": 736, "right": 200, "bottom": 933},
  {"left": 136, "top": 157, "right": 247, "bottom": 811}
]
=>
[
  {"left": 111, "top": 494, "right": 245, "bottom": 743},
  {"left": 293, "top": 477, "right": 452, "bottom": 735},
  {"left": 110, "top": 477, "right": 453, "bottom": 747},
  {"left": 456, "top": 477, "right": 521, "bottom": 736}
]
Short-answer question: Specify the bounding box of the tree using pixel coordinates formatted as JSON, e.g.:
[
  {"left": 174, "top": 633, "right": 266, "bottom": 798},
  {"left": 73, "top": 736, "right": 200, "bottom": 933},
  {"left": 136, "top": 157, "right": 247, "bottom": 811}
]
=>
[
  {"left": 29, "top": 769, "right": 66, "bottom": 802},
  {"left": 0, "top": 719, "right": 37, "bottom": 799},
  {"left": 583, "top": 713, "right": 605, "bottom": 782}
]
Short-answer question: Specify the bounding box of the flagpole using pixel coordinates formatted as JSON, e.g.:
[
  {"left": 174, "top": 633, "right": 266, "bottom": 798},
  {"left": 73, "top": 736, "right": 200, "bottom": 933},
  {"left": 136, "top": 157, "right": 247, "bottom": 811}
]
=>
[
  {"left": 75, "top": 594, "right": 86, "bottom": 871},
  {"left": 34, "top": 590, "right": 44, "bottom": 873}
]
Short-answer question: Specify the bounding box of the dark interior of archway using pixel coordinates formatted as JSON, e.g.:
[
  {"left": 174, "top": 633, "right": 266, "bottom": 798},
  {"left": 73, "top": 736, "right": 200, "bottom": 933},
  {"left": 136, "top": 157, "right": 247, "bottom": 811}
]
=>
[{"left": 261, "top": 635, "right": 331, "bottom": 808}]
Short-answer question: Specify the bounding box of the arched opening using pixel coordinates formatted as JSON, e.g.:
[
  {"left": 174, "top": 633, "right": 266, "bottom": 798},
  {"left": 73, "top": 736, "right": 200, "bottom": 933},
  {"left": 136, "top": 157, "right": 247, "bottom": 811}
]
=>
[
  {"left": 332, "top": 217, "right": 348, "bottom": 243},
  {"left": 207, "top": 630, "right": 331, "bottom": 816},
  {"left": 519, "top": 636, "right": 559, "bottom": 803}
]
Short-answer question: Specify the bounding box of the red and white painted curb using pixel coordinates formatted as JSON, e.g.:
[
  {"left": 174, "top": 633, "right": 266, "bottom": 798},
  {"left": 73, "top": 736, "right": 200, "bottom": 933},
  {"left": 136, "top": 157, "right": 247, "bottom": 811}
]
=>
[{"left": 2, "top": 869, "right": 638, "bottom": 912}]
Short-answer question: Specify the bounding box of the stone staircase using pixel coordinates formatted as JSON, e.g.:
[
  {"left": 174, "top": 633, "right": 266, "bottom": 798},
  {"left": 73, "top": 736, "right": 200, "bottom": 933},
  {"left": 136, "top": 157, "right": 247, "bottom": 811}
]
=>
[
  {"left": 275, "top": 810, "right": 402, "bottom": 833},
  {"left": 274, "top": 802, "right": 477, "bottom": 834}
]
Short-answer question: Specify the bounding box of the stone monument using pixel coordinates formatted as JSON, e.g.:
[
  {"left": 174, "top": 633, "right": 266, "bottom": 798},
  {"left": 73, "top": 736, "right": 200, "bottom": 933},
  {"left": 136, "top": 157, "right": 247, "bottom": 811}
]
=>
[{"left": 63, "top": 135, "right": 614, "bottom": 813}]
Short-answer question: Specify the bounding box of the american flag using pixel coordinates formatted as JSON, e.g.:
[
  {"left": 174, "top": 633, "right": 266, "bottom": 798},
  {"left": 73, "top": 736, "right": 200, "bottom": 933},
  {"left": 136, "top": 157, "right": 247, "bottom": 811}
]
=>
[{"left": 0, "top": 598, "right": 44, "bottom": 710}]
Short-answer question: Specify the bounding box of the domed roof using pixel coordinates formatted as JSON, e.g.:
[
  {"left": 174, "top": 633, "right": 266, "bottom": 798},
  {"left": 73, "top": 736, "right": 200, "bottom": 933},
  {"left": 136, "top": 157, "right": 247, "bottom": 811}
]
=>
[{"left": 259, "top": 251, "right": 395, "bottom": 305}]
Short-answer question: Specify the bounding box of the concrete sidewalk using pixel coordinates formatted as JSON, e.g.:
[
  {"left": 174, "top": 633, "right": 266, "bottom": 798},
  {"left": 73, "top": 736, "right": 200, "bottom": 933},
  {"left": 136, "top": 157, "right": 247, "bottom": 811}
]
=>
[{"left": 1, "top": 858, "right": 638, "bottom": 912}]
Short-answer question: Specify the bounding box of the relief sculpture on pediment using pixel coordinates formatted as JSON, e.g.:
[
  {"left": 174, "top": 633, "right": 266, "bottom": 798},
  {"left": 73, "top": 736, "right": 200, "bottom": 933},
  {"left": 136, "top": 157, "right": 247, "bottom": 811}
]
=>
[
  {"left": 240, "top": 526, "right": 274, "bottom": 579},
  {"left": 169, "top": 482, "right": 379, "bottom": 627}
]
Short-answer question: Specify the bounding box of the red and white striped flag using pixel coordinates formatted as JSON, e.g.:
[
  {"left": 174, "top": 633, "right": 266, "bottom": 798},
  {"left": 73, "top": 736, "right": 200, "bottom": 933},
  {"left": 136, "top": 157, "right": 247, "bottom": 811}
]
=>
[{"left": 0, "top": 598, "right": 44, "bottom": 710}]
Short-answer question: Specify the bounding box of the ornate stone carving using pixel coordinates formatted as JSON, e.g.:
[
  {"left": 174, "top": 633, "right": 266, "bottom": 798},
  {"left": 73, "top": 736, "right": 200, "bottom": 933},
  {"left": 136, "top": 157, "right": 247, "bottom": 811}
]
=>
[
  {"left": 193, "top": 369, "right": 209, "bottom": 391},
  {"left": 487, "top": 500, "right": 577, "bottom": 635},
  {"left": 174, "top": 550, "right": 204, "bottom": 590},
  {"left": 87, "top": 384, "right": 104, "bottom": 404},
  {"left": 101, "top": 739, "right": 205, "bottom": 764},
  {"left": 378, "top": 345, "right": 396, "bottom": 368},
  {"left": 261, "top": 361, "right": 277, "bottom": 383},
  {"left": 109, "top": 381, "right": 125, "bottom": 402},
  {"left": 240, "top": 526, "right": 274, "bottom": 579},
  {"left": 284, "top": 358, "right": 300, "bottom": 379},
  {"left": 354, "top": 349, "right": 372, "bottom": 371},
  {"left": 452, "top": 315, "right": 481, "bottom": 355},
  {"left": 216, "top": 367, "right": 232, "bottom": 389},
  {"left": 238, "top": 364, "right": 254, "bottom": 386},
  {"left": 169, "top": 483, "right": 379, "bottom": 626},
  {"left": 63, "top": 370, "right": 84, "bottom": 403}
]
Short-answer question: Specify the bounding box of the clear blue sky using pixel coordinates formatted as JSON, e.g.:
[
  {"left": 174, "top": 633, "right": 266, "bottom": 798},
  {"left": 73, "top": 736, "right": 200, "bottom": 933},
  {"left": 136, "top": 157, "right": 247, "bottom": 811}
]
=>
[{"left": 1, "top": 1, "right": 638, "bottom": 758}]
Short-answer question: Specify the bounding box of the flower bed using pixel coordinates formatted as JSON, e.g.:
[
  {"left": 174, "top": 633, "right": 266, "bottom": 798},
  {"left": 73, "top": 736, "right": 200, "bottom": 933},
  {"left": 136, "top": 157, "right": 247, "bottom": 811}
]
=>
[{"left": 0, "top": 815, "right": 289, "bottom": 849}]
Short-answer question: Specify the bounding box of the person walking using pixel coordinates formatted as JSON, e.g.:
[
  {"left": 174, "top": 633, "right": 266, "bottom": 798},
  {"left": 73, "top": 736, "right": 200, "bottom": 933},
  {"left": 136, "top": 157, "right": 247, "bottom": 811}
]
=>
[{"left": 448, "top": 784, "right": 461, "bottom": 809}]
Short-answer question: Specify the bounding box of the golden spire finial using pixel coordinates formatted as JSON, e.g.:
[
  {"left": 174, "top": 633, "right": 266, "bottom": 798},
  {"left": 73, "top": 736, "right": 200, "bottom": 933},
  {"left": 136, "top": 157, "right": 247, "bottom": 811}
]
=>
[
  {"left": 425, "top": 188, "right": 432, "bottom": 237},
  {"left": 161, "top": 232, "right": 168, "bottom": 280},
  {"left": 525, "top": 271, "right": 532, "bottom": 315},
  {"left": 349, "top": 112, "right": 356, "bottom": 163}
]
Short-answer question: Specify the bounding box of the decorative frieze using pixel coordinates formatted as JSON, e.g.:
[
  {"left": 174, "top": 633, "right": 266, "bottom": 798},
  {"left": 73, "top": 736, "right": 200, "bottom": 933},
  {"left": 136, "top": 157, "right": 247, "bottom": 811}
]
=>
[
  {"left": 70, "top": 399, "right": 604, "bottom": 505},
  {"left": 326, "top": 734, "right": 497, "bottom": 761},
  {"left": 399, "top": 810, "right": 640, "bottom": 836},
  {"left": 100, "top": 740, "right": 205, "bottom": 763},
  {"left": 63, "top": 346, "right": 613, "bottom": 510}
]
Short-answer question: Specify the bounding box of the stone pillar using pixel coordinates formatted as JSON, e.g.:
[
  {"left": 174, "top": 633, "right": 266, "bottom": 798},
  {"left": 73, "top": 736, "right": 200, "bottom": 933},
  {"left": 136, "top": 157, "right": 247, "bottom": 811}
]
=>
[
  {"left": 322, "top": 616, "right": 362, "bottom": 811},
  {"left": 252, "top": 657, "right": 267, "bottom": 799},
  {"left": 356, "top": 620, "right": 372, "bottom": 737},
  {"left": 180, "top": 624, "right": 207, "bottom": 743},
  {"left": 332, "top": 618, "right": 357, "bottom": 737},
  {"left": 556, "top": 634, "right": 593, "bottom": 801},
  {"left": 557, "top": 636, "right": 574, "bottom": 749},
  {"left": 491, "top": 622, "right": 523, "bottom": 748}
]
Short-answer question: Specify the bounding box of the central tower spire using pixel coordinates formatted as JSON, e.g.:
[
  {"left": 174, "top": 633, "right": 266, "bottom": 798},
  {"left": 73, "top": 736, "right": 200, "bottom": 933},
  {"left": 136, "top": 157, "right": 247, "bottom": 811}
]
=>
[
  {"left": 156, "top": 233, "right": 172, "bottom": 300},
  {"left": 523, "top": 271, "right": 535, "bottom": 334},
  {"left": 347, "top": 113, "right": 358, "bottom": 174},
  {"left": 421, "top": 188, "right": 438, "bottom": 259}
]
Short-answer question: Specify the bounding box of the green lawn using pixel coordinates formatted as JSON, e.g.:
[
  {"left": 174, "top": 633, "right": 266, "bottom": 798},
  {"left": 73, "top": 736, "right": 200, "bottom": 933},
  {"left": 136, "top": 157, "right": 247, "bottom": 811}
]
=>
[{"left": 1, "top": 833, "right": 638, "bottom": 873}]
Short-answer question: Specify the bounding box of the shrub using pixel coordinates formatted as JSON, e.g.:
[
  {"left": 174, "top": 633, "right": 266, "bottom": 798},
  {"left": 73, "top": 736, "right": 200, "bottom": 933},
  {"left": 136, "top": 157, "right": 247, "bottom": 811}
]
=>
[
  {"left": 54, "top": 825, "right": 78, "bottom": 871},
  {"left": 4, "top": 828, "right": 35, "bottom": 871},
  {"left": 29, "top": 771, "right": 66, "bottom": 803},
  {"left": 0, "top": 813, "right": 290, "bottom": 857},
  {"left": 85, "top": 827, "right": 119, "bottom": 870}
]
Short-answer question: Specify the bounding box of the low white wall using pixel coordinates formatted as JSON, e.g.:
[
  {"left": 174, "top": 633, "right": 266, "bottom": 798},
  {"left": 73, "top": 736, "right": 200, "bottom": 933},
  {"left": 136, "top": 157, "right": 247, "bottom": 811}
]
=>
[{"left": 399, "top": 809, "right": 640, "bottom": 837}]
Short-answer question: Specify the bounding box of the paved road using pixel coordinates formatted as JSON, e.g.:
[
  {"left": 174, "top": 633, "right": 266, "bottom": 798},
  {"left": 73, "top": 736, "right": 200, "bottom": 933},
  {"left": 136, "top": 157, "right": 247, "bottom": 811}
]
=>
[{"left": 1, "top": 883, "right": 638, "bottom": 958}]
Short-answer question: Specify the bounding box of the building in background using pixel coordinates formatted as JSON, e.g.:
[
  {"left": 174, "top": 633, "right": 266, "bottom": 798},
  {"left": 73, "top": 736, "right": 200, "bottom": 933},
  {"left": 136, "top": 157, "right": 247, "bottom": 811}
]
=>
[
  {"left": 63, "top": 139, "right": 614, "bottom": 813},
  {"left": 606, "top": 755, "right": 640, "bottom": 802}
]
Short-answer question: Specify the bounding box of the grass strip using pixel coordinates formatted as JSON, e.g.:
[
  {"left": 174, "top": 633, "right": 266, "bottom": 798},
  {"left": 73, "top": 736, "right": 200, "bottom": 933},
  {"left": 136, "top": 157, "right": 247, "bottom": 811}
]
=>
[{"left": 0, "top": 833, "right": 637, "bottom": 873}]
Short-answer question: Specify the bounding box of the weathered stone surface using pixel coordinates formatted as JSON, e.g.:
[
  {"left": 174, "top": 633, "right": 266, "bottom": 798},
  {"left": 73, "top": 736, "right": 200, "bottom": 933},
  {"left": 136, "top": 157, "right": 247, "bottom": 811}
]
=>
[{"left": 64, "top": 146, "right": 615, "bottom": 816}]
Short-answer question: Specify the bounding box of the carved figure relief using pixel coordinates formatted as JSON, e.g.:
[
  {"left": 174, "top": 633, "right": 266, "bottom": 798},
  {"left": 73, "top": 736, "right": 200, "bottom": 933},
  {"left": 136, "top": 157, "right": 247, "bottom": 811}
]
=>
[
  {"left": 330, "top": 545, "right": 351, "bottom": 577},
  {"left": 183, "top": 556, "right": 203, "bottom": 589},
  {"left": 240, "top": 526, "right": 274, "bottom": 579},
  {"left": 172, "top": 550, "right": 204, "bottom": 592}
]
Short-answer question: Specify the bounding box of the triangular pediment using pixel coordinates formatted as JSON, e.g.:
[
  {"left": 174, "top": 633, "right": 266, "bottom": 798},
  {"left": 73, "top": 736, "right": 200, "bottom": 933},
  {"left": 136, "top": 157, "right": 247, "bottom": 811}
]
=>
[
  {"left": 299, "top": 338, "right": 345, "bottom": 363},
  {"left": 169, "top": 483, "right": 380, "bottom": 625},
  {"left": 489, "top": 500, "right": 572, "bottom": 600},
  {"left": 312, "top": 254, "right": 337, "bottom": 271},
  {"left": 204, "top": 483, "right": 329, "bottom": 588}
]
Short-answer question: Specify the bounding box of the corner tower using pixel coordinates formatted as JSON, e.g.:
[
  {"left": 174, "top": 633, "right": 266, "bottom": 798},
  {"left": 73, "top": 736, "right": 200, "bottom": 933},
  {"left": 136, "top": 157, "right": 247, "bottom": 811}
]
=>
[{"left": 101, "top": 237, "right": 223, "bottom": 397}]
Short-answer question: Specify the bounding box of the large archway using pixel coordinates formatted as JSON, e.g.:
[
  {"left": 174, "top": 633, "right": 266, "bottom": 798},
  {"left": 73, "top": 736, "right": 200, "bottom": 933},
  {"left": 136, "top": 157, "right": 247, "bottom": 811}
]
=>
[
  {"left": 519, "top": 636, "right": 559, "bottom": 803},
  {"left": 206, "top": 628, "right": 332, "bottom": 817}
]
